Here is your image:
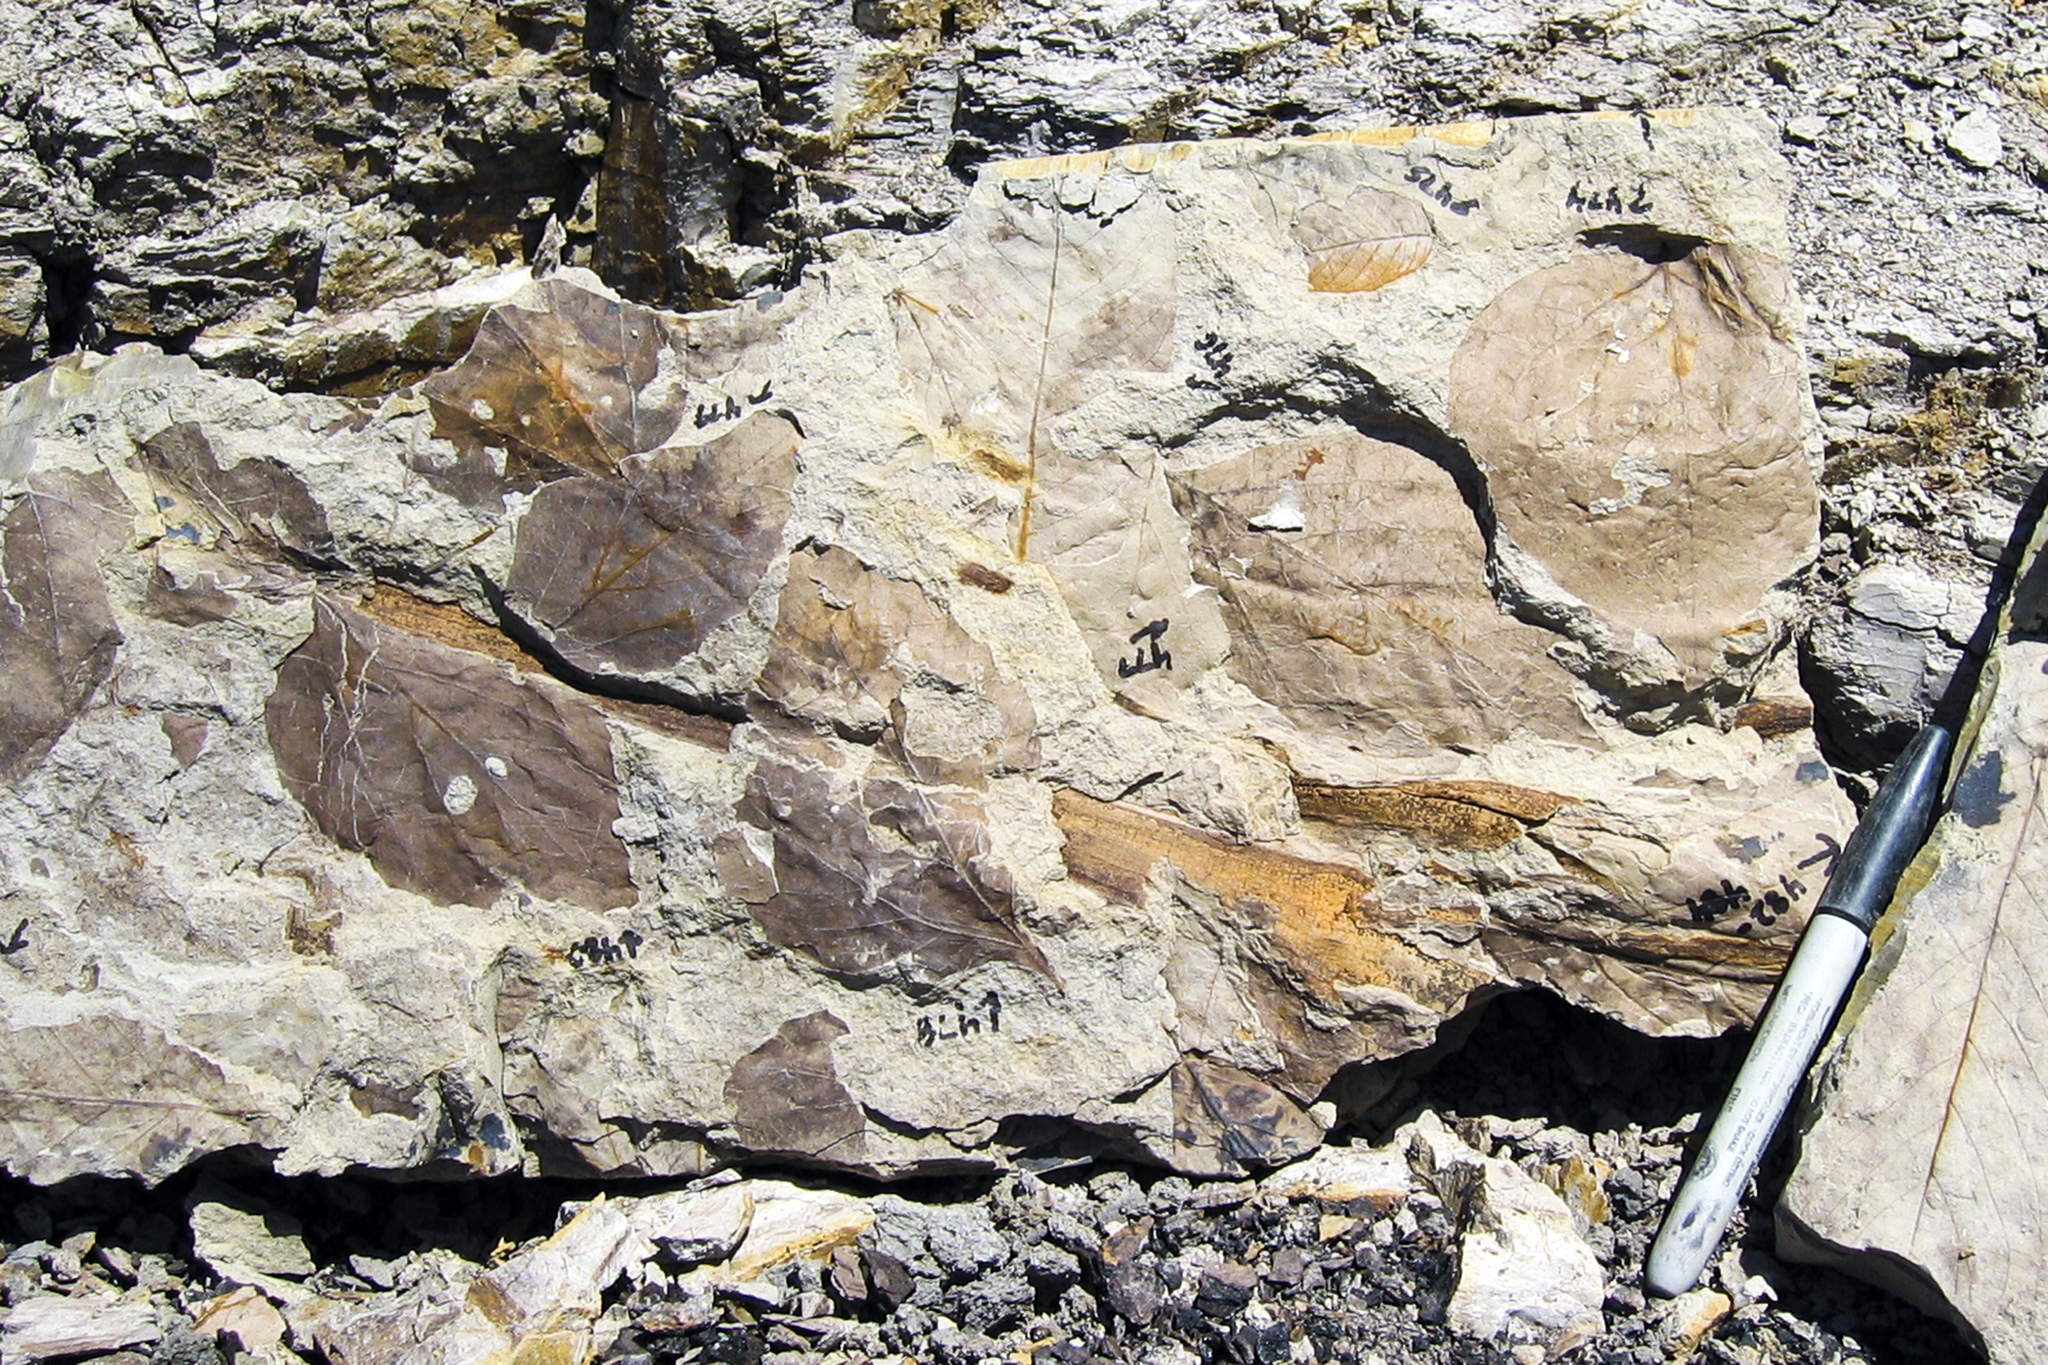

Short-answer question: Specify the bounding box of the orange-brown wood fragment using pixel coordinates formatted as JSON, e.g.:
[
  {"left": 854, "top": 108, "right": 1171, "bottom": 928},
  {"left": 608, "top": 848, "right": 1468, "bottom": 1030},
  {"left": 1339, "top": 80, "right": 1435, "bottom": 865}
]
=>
[
  {"left": 1053, "top": 790, "right": 1481, "bottom": 1012},
  {"left": 1294, "top": 779, "right": 1570, "bottom": 850},
  {"left": 1730, "top": 695, "right": 1814, "bottom": 738}
]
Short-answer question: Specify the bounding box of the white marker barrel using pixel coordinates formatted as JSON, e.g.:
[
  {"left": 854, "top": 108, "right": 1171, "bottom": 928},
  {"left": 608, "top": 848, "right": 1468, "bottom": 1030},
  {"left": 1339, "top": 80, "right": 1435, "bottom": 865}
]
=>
[{"left": 1643, "top": 911, "right": 1870, "bottom": 1298}]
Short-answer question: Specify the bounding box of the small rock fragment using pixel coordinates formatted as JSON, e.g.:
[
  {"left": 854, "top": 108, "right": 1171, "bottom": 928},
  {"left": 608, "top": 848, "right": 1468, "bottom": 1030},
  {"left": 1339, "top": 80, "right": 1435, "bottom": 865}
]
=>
[
  {"left": 1946, "top": 110, "right": 2004, "bottom": 169},
  {"left": 1783, "top": 115, "right": 1829, "bottom": 145},
  {"left": 1654, "top": 1287, "right": 1732, "bottom": 1358},
  {"left": 0, "top": 1295, "right": 162, "bottom": 1361},
  {"left": 192, "top": 1285, "right": 289, "bottom": 1354},
  {"left": 188, "top": 1184, "right": 317, "bottom": 1282}
]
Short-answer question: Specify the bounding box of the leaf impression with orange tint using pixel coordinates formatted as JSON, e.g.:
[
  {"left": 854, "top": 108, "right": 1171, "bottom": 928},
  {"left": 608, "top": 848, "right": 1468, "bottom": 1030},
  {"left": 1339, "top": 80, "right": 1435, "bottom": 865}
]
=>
[
  {"left": 505, "top": 412, "right": 799, "bottom": 679},
  {"left": 1291, "top": 187, "right": 1434, "bottom": 293},
  {"left": 265, "top": 597, "right": 634, "bottom": 908}
]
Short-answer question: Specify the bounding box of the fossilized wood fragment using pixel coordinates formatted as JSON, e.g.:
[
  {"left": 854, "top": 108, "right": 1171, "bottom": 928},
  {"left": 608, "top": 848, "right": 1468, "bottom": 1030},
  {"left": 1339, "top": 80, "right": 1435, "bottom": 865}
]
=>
[
  {"left": 265, "top": 597, "right": 633, "bottom": 908},
  {"left": 1780, "top": 611, "right": 2048, "bottom": 1360},
  {"left": 1296, "top": 779, "right": 1571, "bottom": 851},
  {"left": 725, "top": 1011, "right": 866, "bottom": 1160},
  {"left": 506, "top": 412, "right": 799, "bottom": 678},
  {"left": 759, "top": 545, "right": 1037, "bottom": 782},
  {"left": 737, "top": 746, "right": 1051, "bottom": 986},
  {"left": 1448, "top": 246, "right": 1816, "bottom": 678},
  {"left": 1172, "top": 431, "right": 1593, "bottom": 749},
  {"left": 1055, "top": 789, "right": 1496, "bottom": 1090},
  {"left": 133, "top": 422, "right": 333, "bottom": 559},
  {"left": 1291, "top": 186, "right": 1433, "bottom": 292},
  {"left": 0, "top": 469, "right": 124, "bottom": 782},
  {"left": 421, "top": 278, "right": 690, "bottom": 492},
  {"left": 890, "top": 175, "right": 1175, "bottom": 557}
]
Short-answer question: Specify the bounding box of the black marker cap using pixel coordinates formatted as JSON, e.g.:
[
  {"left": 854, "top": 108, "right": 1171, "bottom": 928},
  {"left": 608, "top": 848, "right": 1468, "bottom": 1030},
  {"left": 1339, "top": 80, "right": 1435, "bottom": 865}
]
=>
[{"left": 1814, "top": 724, "right": 1956, "bottom": 933}]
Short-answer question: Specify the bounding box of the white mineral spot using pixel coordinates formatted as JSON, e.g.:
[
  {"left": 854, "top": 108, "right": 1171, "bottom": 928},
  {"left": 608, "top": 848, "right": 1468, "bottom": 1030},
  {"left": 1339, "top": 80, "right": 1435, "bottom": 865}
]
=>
[
  {"left": 442, "top": 773, "right": 479, "bottom": 815},
  {"left": 469, "top": 397, "right": 495, "bottom": 421},
  {"left": 1248, "top": 484, "right": 1306, "bottom": 532},
  {"left": 485, "top": 756, "right": 509, "bottom": 778}
]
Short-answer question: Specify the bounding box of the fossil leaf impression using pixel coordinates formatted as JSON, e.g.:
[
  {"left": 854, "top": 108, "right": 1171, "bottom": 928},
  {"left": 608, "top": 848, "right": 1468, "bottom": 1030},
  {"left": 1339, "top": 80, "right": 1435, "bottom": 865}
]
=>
[
  {"left": 891, "top": 178, "right": 1176, "bottom": 558},
  {"left": 0, "top": 470, "right": 125, "bottom": 783},
  {"left": 506, "top": 411, "right": 799, "bottom": 678},
  {"left": 1291, "top": 187, "right": 1434, "bottom": 293},
  {"left": 1171, "top": 431, "right": 1594, "bottom": 751},
  {"left": 1448, "top": 246, "right": 1816, "bottom": 678},
  {"left": 422, "top": 279, "right": 690, "bottom": 489},
  {"left": 265, "top": 598, "right": 634, "bottom": 908}
]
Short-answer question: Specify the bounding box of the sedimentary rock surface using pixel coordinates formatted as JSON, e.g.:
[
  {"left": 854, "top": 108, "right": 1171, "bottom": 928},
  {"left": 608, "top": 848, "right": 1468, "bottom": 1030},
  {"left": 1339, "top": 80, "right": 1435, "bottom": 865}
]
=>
[
  {"left": 0, "top": 112, "right": 1851, "bottom": 1187},
  {"left": 1779, "top": 524, "right": 2048, "bottom": 1364}
]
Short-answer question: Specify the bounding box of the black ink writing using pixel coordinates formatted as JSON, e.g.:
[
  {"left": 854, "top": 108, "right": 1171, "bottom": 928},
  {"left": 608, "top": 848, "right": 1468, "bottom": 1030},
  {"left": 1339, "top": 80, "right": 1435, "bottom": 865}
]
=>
[
  {"left": 1796, "top": 833, "right": 1841, "bottom": 875},
  {"left": 0, "top": 918, "right": 25, "bottom": 956},
  {"left": 1118, "top": 619, "right": 1172, "bottom": 677},
  {"left": 1404, "top": 163, "right": 1478, "bottom": 216},
  {"left": 694, "top": 381, "right": 775, "bottom": 429},
  {"left": 1564, "top": 181, "right": 1653, "bottom": 215},
  {"left": 916, "top": 990, "right": 1003, "bottom": 1047},
  {"left": 1187, "top": 332, "right": 1234, "bottom": 391},
  {"left": 566, "top": 930, "right": 644, "bottom": 969},
  {"left": 1686, "top": 873, "right": 1808, "bottom": 934}
]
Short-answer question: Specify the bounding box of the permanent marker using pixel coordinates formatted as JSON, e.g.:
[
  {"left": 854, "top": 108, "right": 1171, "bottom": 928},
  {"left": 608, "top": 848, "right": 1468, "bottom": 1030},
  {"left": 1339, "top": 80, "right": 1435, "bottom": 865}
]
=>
[{"left": 1644, "top": 722, "right": 1955, "bottom": 1298}]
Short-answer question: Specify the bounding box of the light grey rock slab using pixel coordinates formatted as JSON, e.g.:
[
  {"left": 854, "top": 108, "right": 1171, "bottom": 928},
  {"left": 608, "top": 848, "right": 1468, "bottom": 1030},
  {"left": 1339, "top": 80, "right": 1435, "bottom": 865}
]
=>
[
  {"left": 0, "top": 1294, "right": 160, "bottom": 1363},
  {"left": 1778, "top": 530, "right": 2048, "bottom": 1362},
  {"left": 0, "top": 114, "right": 1853, "bottom": 1187}
]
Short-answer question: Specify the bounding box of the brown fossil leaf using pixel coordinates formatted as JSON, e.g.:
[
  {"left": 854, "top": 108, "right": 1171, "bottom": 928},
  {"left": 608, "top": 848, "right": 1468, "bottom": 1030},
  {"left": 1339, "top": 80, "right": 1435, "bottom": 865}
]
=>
[
  {"left": 1447, "top": 245, "right": 1817, "bottom": 678},
  {"left": 1291, "top": 187, "right": 1434, "bottom": 293},
  {"left": 738, "top": 743, "right": 1051, "bottom": 986},
  {"left": 265, "top": 597, "right": 633, "bottom": 909},
  {"left": 421, "top": 278, "right": 690, "bottom": 491},
  {"left": 132, "top": 422, "right": 333, "bottom": 560},
  {"left": 1170, "top": 1056, "right": 1326, "bottom": 1175},
  {"left": 725, "top": 1011, "right": 867, "bottom": 1160},
  {"left": 0, "top": 469, "right": 125, "bottom": 783},
  {"left": 0, "top": 1013, "right": 264, "bottom": 1185},
  {"left": 505, "top": 412, "right": 799, "bottom": 678},
  {"left": 1170, "top": 431, "right": 1595, "bottom": 752},
  {"left": 759, "top": 545, "right": 1037, "bottom": 784}
]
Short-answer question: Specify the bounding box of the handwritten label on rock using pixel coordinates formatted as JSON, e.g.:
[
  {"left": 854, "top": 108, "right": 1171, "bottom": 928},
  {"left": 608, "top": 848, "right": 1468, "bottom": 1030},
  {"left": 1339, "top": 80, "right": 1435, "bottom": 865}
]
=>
[{"left": 916, "top": 990, "right": 1003, "bottom": 1047}]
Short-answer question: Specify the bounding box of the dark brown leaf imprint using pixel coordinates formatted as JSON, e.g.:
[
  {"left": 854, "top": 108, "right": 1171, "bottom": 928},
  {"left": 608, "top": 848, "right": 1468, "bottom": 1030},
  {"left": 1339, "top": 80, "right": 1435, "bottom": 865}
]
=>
[
  {"left": 265, "top": 598, "right": 633, "bottom": 908},
  {"left": 1171, "top": 431, "right": 1595, "bottom": 751},
  {"left": 421, "top": 279, "right": 690, "bottom": 493},
  {"left": 725, "top": 1011, "right": 867, "bottom": 1160},
  {"left": 0, "top": 469, "right": 125, "bottom": 782},
  {"left": 758, "top": 545, "right": 1037, "bottom": 785},
  {"left": 1170, "top": 1056, "right": 1325, "bottom": 1175},
  {"left": 891, "top": 177, "right": 1176, "bottom": 558},
  {"left": 505, "top": 412, "right": 799, "bottom": 677},
  {"left": 1448, "top": 246, "right": 1816, "bottom": 678},
  {"left": 737, "top": 746, "right": 1051, "bottom": 986},
  {"left": 1291, "top": 187, "right": 1433, "bottom": 293},
  {"left": 133, "top": 422, "right": 333, "bottom": 560}
]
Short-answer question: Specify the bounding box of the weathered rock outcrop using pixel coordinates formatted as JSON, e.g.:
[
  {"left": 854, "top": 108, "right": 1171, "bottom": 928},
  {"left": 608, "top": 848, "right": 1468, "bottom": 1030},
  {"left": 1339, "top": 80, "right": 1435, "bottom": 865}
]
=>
[
  {"left": 1778, "top": 522, "right": 2048, "bottom": 1363},
  {"left": 0, "top": 112, "right": 1851, "bottom": 1186}
]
